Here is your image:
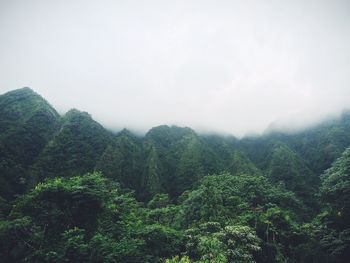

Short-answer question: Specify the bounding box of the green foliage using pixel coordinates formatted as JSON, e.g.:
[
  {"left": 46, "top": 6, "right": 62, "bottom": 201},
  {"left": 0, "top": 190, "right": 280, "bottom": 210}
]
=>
[
  {"left": 147, "top": 193, "right": 170, "bottom": 209},
  {"left": 283, "top": 113, "right": 350, "bottom": 174},
  {"left": 230, "top": 150, "right": 262, "bottom": 176},
  {"left": 183, "top": 222, "right": 260, "bottom": 263},
  {"left": 95, "top": 129, "right": 144, "bottom": 194},
  {"left": 166, "top": 256, "right": 192, "bottom": 263},
  {"left": 0, "top": 88, "right": 59, "bottom": 199},
  {"left": 14, "top": 173, "right": 109, "bottom": 236},
  {"left": 31, "top": 109, "right": 112, "bottom": 182},
  {"left": 0, "top": 217, "right": 34, "bottom": 260},
  {"left": 0, "top": 172, "right": 187, "bottom": 262},
  {"left": 316, "top": 147, "right": 350, "bottom": 262},
  {"left": 288, "top": 146, "right": 350, "bottom": 263},
  {"left": 142, "top": 125, "right": 221, "bottom": 198},
  {"left": 268, "top": 143, "right": 319, "bottom": 209},
  {"left": 321, "top": 147, "right": 350, "bottom": 228},
  {"left": 2, "top": 88, "right": 350, "bottom": 262},
  {"left": 142, "top": 143, "right": 164, "bottom": 198},
  {"left": 241, "top": 111, "right": 350, "bottom": 175},
  {"left": 223, "top": 225, "right": 261, "bottom": 262},
  {"left": 145, "top": 204, "right": 182, "bottom": 228},
  {"left": 0, "top": 158, "right": 26, "bottom": 200},
  {"left": 180, "top": 173, "right": 309, "bottom": 262},
  {"left": 139, "top": 224, "right": 185, "bottom": 262},
  {"left": 181, "top": 173, "right": 303, "bottom": 226}
]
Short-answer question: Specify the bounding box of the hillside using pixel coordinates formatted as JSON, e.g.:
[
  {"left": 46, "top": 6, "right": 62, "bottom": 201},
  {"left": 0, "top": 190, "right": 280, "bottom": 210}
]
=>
[
  {"left": 0, "top": 88, "right": 350, "bottom": 262},
  {"left": 0, "top": 88, "right": 60, "bottom": 199}
]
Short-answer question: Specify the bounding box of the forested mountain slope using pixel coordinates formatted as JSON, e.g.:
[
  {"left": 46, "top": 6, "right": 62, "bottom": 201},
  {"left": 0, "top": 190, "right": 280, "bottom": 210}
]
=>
[
  {"left": 240, "top": 112, "right": 350, "bottom": 174},
  {"left": 0, "top": 88, "right": 60, "bottom": 199},
  {"left": 1, "top": 88, "right": 350, "bottom": 262},
  {"left": 1, "top": 88, "right": 350, "bottom": 202},
  {"left": 30, "top": 109, "right": 113, "bottom": 184},
  {"left": 95, "top": 128, "right": 144, "bottom": 194}
]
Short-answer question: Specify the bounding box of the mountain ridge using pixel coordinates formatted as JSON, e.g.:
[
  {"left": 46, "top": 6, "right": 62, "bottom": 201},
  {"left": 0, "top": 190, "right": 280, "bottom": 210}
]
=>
[
  {"left": 1, "top": 87, "right": 350, "bottom": 262},
  {"left": 1, "top": 87, "right": 350, "bottom": 203}
]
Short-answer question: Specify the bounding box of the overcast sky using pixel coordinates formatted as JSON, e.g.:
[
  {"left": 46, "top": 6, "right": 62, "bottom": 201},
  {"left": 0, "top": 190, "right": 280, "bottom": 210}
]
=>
[{"left": 1, "top": 0, "right": 350, "bottom": 136}]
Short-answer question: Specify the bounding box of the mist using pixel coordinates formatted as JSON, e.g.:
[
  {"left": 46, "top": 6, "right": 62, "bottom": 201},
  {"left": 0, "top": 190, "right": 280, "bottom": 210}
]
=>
[{"left": 1, "top": 0, "right": 350, "bottom": 137}]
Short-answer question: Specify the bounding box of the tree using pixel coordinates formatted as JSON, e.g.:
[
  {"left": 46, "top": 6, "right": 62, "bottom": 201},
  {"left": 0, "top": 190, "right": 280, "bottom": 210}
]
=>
[{"left": 317, "top": 147, "right": 350, "bottom": 262}]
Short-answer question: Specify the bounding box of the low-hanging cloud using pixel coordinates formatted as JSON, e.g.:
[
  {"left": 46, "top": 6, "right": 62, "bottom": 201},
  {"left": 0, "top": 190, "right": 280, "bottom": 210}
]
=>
[{"left": 1, "top": 0, "right": 350, "bottom": 137}]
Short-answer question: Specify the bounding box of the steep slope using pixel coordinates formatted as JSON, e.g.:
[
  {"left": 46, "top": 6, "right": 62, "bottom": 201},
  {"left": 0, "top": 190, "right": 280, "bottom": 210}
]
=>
[
  {"left": 264, "top": 111, "right": 350, "bottom": 174},
  {"left": 321, "top": 146, "right": 350, "bottom": 230},
  {"left": 30, "top": 109, "right": 112, "bottom": 183},
  {"left": 1, "top": 87, "right": 349, "bottom": 207},
  {"left": 229, "top": 150, "right": 261, "bottom": 176},
  {"left": 200, "top": 134, "right": 261, "bottom": 176},
  {"left": 239, "top": 138, "right": 319, "bottom": 209},
  {"left": 311, "top": 146, "right": 350, "bottom": 262},
  {"left": 200, "top": 134, "right": 238, "bottom": 171},
  {"left": 97, "top": 127, "right": 261, "bottom": 200},
  {"left": 95, "top": 129, "right": 144, "bottom": 193},
  {"left": 142, "top": 126, "right": 220, "bottom": 198},
  {"left": 288, "top": 122, "right": 350, "bottom": 174},
  {"left": 0, "top": 88, "right": 59, "bottom": 199},
  {"left": 267, "top": 143, "right": 319, "bottom": 208},
  {"left": 0, "top": 87, "right": 59, "bottom": 165},
  {"left": 240, "top": 111, "right": 350, "bottom": 176}
]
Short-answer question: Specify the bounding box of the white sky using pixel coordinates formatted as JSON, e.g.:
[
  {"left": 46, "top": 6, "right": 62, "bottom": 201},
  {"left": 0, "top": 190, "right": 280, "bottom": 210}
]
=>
[{"left": 1, "top": 0, "right": 350, "bottom": 136}]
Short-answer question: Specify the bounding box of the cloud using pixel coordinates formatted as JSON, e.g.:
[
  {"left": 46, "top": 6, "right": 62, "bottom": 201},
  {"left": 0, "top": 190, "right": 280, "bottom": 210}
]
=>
[{"left": 1, "top": 0, "right": 350, "bottom": 136}]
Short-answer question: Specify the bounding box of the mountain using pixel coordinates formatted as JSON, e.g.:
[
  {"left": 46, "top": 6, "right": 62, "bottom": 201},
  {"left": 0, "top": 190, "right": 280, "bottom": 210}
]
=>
[
  {"left": 1, "top": 88, "right": 350, "bottom": 262},
  {"left": 30, "top": 109, "right": 112, "bottom": 183},
  {"left": 142, "top": 125, "right": 221, "bottom": 198},
  {"left": 0, "top": 88, "right": 59, "bottom": 199},
  {"left": 267, "top": 142, "right": 318, "bottom": 208},
  {"left": 1, "top": 87, "right": 350, "bottom": 206},
  {"left": 95, "top": 129, "right": 144, "bottom": 193},
  {"left": 238, "top": 116, "right": 350, "bottom": 212},
  {"left": 311, "top": 146, "right": 350, "bottom": 262},
  {"left": 259, "top": 111, "right": 350, "bottom": 174}
]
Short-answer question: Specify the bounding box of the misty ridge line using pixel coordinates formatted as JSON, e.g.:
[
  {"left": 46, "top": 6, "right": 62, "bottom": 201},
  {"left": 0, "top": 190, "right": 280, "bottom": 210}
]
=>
[
  {"left": 3, "top": 87, "right": 350, "bottom": 140},
  {"left": 1, "top": 0, "right": 350, "bottom": 138}
]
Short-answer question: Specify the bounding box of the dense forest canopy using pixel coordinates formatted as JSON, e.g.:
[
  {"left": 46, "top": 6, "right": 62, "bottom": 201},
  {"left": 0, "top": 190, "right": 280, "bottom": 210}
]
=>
[{"left": 1, "top": 88, "right": 350, "bottom": 262}]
